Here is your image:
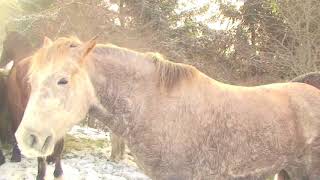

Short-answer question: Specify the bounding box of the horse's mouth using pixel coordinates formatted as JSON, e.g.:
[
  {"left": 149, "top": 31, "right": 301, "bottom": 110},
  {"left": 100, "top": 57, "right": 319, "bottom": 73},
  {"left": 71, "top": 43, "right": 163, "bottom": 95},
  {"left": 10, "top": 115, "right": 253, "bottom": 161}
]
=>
[
  {"left": 18, "top": 141, "right": 52, "bottom": 158},
  {"left": 15, "top": 128, "right": 54, "bottom": 158}
]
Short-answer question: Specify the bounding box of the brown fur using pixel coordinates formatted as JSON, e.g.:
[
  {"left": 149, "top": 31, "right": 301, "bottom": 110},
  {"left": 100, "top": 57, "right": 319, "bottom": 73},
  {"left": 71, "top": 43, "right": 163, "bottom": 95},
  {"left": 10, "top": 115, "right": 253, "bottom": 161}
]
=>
[
  {"left": 0, "top": 71, "right": 7, "bottom": 165},
  {"left": 0, "top": 70, "right": 9, "bottom": 136},
  {"left": 7, "top": 58, "right": 31, "bottom": 133}
]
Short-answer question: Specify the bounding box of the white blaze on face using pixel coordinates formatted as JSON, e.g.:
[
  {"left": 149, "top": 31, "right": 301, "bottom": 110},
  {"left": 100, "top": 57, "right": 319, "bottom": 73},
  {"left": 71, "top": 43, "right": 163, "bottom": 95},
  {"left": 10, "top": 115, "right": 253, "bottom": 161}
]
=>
[{"left": 15, "top": 82, "right": 56, "bottom": 157}]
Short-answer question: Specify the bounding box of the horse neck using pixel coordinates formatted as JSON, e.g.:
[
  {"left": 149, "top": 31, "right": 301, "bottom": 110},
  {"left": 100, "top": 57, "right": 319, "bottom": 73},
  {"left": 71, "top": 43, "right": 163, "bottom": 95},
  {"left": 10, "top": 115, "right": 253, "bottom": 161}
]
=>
[{"left": 86, "top": 49, "right": 156, "bottom": 136}]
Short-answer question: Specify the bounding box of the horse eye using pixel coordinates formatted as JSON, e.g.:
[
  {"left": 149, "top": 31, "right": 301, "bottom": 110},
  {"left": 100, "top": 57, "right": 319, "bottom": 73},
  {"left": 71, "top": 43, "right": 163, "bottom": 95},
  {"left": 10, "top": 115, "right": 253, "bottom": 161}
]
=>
[
  {"left": 70, "top": 43, "right": 78, "bottom": 48},
  {"left": 57, "top": 78, "right": 68, "bottom": 85}
]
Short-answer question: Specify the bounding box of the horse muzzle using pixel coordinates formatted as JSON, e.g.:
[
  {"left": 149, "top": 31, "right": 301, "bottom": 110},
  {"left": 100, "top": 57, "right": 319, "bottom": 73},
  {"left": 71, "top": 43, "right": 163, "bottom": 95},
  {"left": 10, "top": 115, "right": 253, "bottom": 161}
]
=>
[{"left": 15, "top": 126, "right": 55, "bottom": 158}]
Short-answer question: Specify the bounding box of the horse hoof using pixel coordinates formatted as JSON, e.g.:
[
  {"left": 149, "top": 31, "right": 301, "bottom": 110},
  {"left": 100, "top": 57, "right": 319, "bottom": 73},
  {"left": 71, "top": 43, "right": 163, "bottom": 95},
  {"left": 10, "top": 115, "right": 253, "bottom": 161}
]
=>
[
  {"left": 54, "top": 175, "right": 64, "bottom": 180},
  {"left": 109, "top": 158, "right": 121, "bottom": 163},
  {"left": 109, "top": 156, "right": 116, "bottom": 162},
  {"left": 54, "top": 169, "right": 63, "bottom": 178},
  {"left": 36, "top": 176, "right": 45, "bottom": 180},
  {"left": 10, "top": 155, "right": 21, "bottom": 162},
  {"left": 11, "top": 147, "right": 22, "bottom": 162}
]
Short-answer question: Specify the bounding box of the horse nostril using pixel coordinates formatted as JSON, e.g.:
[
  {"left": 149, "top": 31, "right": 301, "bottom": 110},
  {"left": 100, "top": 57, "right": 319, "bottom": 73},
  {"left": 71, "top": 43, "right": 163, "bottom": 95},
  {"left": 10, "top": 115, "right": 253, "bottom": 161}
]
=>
[
  {"left": 42, "top": 135, "right": 53, "bottom": 152},
  {"left": 29, "top": 134, "right": 37, "bottom": 148}
]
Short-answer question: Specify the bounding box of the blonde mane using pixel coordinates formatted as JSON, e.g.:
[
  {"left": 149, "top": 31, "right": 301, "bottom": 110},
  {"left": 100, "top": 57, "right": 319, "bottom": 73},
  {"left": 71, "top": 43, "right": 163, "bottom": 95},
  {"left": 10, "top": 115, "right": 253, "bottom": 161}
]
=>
[
  {"left": 145, "top": 52, "right": 198, "bottom": 90},
  {"left": 94, "top": 44, "right": 198, "bottom": 90},
  {"left": 27, "top": 36, "right": 82, "bottom": 78}
]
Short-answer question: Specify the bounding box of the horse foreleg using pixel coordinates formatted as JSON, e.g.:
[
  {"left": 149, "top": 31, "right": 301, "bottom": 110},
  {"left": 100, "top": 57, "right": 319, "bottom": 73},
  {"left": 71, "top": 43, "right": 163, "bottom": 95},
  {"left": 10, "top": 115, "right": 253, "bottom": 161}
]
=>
[
  {"left": 10, "top": 112, "right": 22, "bottom": 162},
  {"left": 53, "top": 139, "right": 64, "bottom": 178},
  {"left": 110, "top": 134, "right": 125, "bottom": 162},
  {"left": 0, "top": 149, "right": 5, "bottom": 165},
  {"left": 53, "top": 159, "right": 63, "bottom": 179},
  {"left": 11, "top": 136, "right": 21, "bottom": 162},
  {"left": 46, "top": 138, "right": 64, "bottom": 163},
  {"left": 36, "top": 157, "right": 46, "bottom": 180}
]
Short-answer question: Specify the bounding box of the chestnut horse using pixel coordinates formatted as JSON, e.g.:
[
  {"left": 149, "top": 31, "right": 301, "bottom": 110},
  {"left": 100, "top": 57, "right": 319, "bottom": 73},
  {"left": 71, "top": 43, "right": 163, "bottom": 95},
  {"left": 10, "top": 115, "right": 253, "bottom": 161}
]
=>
[{"left": 15, "top": 36, "right": 320, "bottom": 180}]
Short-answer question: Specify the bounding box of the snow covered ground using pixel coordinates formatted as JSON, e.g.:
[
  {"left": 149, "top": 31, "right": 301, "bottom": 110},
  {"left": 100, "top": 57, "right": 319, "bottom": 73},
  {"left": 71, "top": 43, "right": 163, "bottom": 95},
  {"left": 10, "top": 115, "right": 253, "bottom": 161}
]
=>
[{"left": 0, "top": 126, "right": 150, "bottom": 180}]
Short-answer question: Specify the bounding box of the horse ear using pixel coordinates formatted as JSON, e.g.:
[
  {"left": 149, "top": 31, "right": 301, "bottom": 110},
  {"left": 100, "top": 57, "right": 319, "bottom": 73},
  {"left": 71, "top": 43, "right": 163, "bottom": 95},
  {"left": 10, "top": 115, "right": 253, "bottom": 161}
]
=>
[
  {"left": 79, "top": 36, "right": 97, "bottom": 63},
  {"left": 43, "top": 36, "right": 53, "bottom": 47},
  {"left": 0, "top": 68, "right": 10, "bottom": 76}
]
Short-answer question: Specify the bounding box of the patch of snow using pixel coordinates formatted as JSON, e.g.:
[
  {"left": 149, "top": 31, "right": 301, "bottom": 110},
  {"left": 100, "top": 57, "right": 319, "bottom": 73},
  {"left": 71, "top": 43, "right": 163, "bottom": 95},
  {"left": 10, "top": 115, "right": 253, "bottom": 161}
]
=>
[
  {"left": 0, "top": 125, "right": 150, "bottom": 180},
  {"left": 68, "top": 125, "right": 110, "bottom": 141}
]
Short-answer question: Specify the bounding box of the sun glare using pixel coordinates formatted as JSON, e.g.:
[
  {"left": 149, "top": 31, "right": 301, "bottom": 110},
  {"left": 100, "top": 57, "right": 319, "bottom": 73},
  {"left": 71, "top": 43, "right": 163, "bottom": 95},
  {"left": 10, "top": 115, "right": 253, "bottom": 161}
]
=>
[{"left": 179, "top": 0, "right": 244, "bottom": 30}]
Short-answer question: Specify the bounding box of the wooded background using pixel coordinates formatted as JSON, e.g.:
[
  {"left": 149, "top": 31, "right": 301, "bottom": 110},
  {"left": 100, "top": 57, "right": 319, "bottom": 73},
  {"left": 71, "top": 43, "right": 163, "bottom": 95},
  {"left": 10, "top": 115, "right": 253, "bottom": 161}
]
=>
[{"left": 1, "top": 0, "right": 319, "bottom": 85}]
